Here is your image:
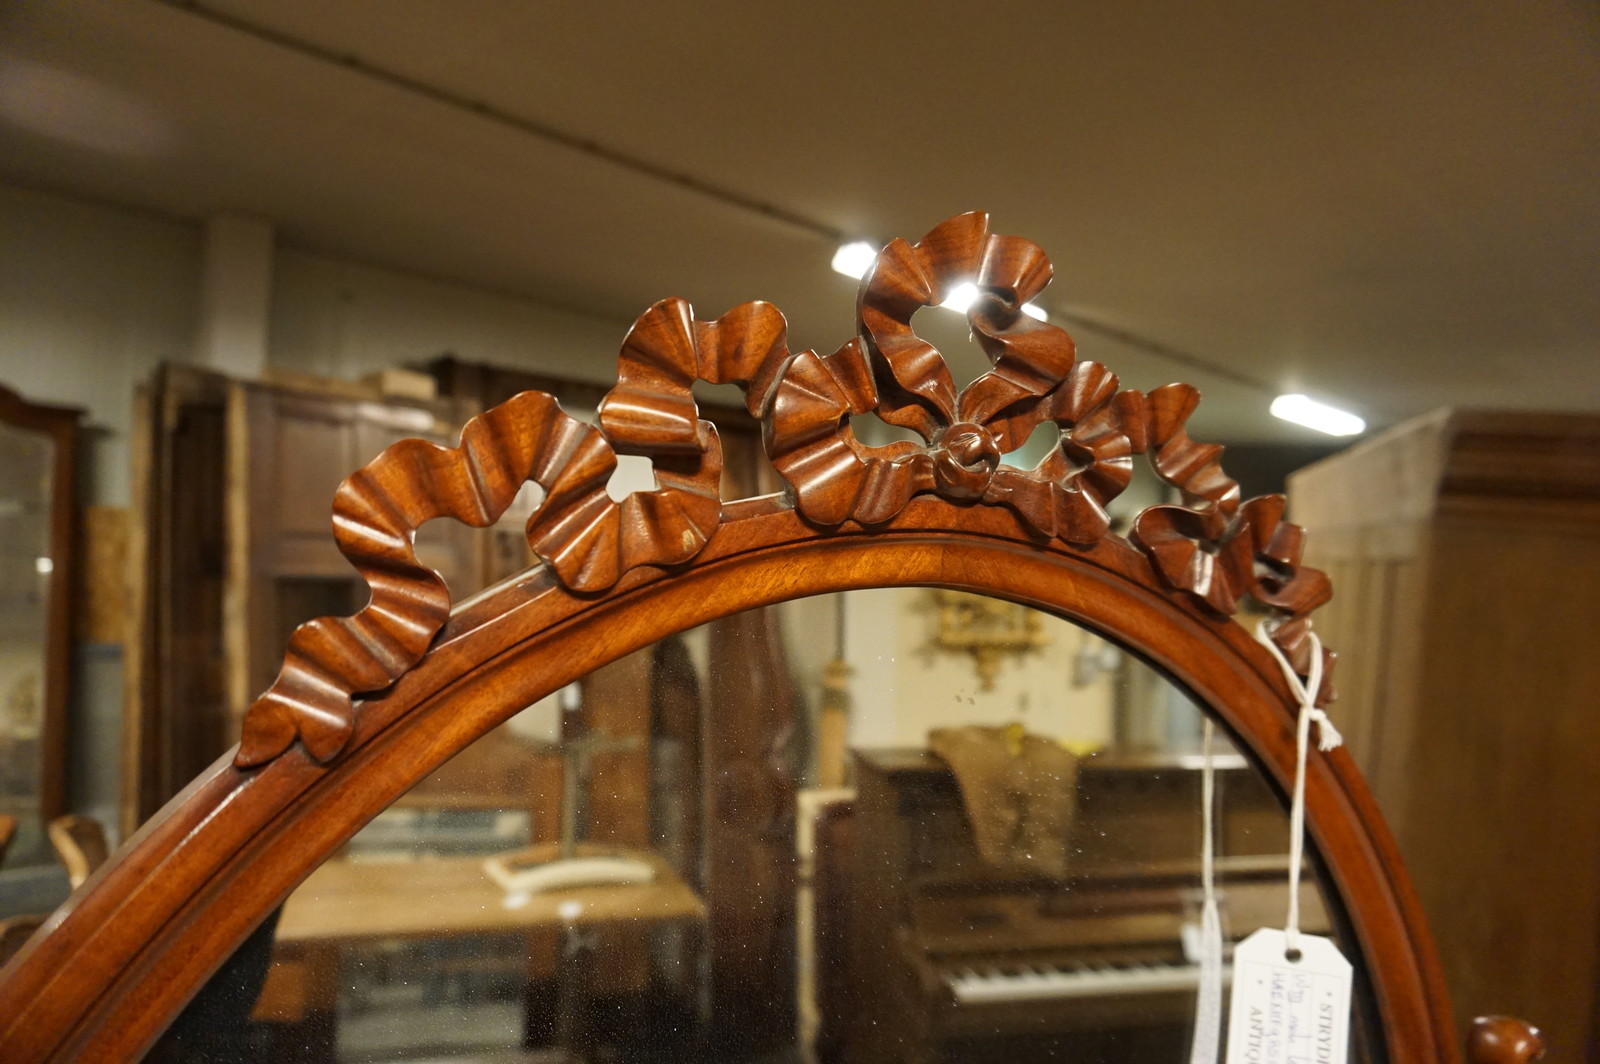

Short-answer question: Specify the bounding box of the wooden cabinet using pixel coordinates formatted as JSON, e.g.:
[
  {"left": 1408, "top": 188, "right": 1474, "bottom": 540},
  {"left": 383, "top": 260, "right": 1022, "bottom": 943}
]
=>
[
  {"left": 225, "top": 384, "right": 484, "bottom": 714},
  {"left": 1288, "top": 408, "right": 1600, "bottom": 1057},
  {"left": 124, "top": 367, "right": 488, "bottom": 830}
]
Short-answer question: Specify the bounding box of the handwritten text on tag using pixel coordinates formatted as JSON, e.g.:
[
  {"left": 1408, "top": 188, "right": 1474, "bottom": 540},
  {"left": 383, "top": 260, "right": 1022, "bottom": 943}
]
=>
[{"left": 1224, "top": 928, "right": 1351, "bottom": 1064}]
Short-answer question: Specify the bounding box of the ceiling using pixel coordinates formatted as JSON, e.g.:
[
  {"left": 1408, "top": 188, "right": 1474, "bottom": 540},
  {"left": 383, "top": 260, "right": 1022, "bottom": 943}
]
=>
[{"left": 1, "top": 0, "right": 1596, "bottom": 443}]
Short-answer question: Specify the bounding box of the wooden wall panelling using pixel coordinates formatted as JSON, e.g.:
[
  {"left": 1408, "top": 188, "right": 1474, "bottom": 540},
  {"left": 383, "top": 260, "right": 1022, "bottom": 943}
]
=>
[
  {"left": 1413, "top": 512, "right": 1600, "bottom": 1051},
  {"left": 1290, "top": 409, "right": 1600, "bottom": 1057}
]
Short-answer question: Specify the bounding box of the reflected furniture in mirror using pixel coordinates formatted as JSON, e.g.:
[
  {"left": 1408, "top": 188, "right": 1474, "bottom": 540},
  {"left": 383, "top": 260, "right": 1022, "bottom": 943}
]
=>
[
  {"left": 45, "top": 815, "right": 109, "bottom": 891},
  {"left": 0, "top": 215, "right": 1543, "bottom": 1062},
  {"left": 844, "top": 744, "right": 1336, "bottom": 1063},
  {"left": 122, "top": 367, "right": 486, "bottom": 838}
]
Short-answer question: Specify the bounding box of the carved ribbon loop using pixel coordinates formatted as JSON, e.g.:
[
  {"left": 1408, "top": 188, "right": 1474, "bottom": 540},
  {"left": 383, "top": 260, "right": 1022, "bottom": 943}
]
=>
[
  {"left": 238, "top": 389, "right": 722, "bottom": 766},
  {"left": 237, "top": 212, "right": 1338, "bottom": 767}
]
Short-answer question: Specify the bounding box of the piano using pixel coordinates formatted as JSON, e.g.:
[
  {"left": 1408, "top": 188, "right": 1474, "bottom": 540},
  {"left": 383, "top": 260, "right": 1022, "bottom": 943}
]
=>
[{"left": 843, "top": 748, "right": 1331, "bottom": 1064}]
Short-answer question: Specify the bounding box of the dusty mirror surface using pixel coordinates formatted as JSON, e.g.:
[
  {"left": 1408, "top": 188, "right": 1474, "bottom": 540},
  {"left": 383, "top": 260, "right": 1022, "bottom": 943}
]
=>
[{"left": 145, "top": 592, "right": 1377, "bottom": 1064}]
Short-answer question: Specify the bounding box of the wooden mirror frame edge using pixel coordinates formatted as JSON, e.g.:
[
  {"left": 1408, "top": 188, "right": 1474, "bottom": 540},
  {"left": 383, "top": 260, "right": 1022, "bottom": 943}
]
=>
[{"left": 0, "top": 497, "right": 1454, "bottom": 1061}]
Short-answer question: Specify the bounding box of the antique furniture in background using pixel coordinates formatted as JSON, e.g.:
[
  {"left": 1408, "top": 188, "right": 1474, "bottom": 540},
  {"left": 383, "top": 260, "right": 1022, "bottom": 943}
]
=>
[
  {"left": 0, "top": 385, "right": 80, "bottom": 866},
  {"left": 0, "top": 214, "right": 1541, "bottom": 1061},
  {"left": 1289, "top": 410, "right": 1600, "bottom": 1059},
  {"left": 123, "top": 368, "right": 483, "bottom": 835},
  {"left": 845, "top": 746, "right": 1337, "bottom": 1063},
  {"left": 44, "top": 814, "right": 108, "bottom": 891}
]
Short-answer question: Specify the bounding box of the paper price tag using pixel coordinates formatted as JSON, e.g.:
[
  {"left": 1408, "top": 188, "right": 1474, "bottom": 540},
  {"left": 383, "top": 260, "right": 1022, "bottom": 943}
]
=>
[{"left": 1224, "top": 928, "right": 1351, "bottom": 1064}]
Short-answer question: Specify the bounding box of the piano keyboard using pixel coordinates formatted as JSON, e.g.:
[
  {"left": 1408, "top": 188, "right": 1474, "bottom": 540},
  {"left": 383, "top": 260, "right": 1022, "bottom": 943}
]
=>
[{"left": 945, "top": 960, "right": 1213, "bottom": 1004}]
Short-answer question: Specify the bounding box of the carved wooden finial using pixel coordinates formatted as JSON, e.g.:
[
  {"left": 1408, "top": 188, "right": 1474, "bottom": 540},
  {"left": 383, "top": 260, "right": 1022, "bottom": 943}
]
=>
[
  {"left": 237, "top": 212, "right": 1335, "bottom": 767},
  {"left": 1467, "top": 1016, "right": 1546, "bottom": 1063}
]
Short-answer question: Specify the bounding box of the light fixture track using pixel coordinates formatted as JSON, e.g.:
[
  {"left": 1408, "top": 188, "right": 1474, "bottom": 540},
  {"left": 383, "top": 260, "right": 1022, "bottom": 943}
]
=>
[
  {"left": 154, "top": 0, "right": 1312, "bottom": 409},
  {"left": 150, "top": 0, "right": 846, "bottom": 243}
]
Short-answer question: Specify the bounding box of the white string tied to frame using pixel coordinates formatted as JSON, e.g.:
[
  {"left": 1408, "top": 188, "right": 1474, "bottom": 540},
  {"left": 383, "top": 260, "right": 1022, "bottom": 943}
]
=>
[
  {"left": 1187, "top": 716, "right": 1224, "bottom": 1064},
  {"left": 1254, "top": 621, "right": 1342, "bottom": 956}
]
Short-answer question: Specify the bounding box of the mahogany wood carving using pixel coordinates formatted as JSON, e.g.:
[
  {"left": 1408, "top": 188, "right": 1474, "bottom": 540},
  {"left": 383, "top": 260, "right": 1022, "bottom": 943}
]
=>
[
  {"left": 0, "top": 214, "right": 1506, "bottom": 1062},
  {"left": 240, "top": 212, "right": 1333, "bottom": 772},
  {"left": 1466, "top": 1016, "right": 1546, "bottom": 1063}
]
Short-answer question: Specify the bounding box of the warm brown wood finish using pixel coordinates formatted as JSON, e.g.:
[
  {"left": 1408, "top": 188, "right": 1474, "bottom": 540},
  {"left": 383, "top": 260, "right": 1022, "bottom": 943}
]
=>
[
  {"left": 1289, "top": 410, "right": 1600, "bottom": 1055},
  {"left": 846, "top": 748, "right": 1328, "bottom": 1062},
  {"left": 124, "top": 368, "right": 484, "bottom": 833},
  {"left": 237, "top": 212, "right": 1335, "bottom": 773},
  {"left": 1466, "top": 1016, "right": 1546, "bottom": 1063},
  {"left": 0, "top": 915, "right": 47, "bottom": 968},
  {"left": 704, "top": 605, "right": 802, "bottom": 1050},
  {"left": 0, "top": 215, "right": 1478, "bottom": 1061},
  {"left": 122, "top": 365, "right": 231, "bottom": 835},
  {"left": 0, "top": 385, "right": 80, "bottom": 828},
  {"left": 0, "top": 813, "right": 16, "bottom": 867}
]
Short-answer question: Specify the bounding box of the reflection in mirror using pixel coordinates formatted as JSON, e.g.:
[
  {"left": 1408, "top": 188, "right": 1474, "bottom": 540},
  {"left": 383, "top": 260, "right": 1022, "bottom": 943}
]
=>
[{"left": 149, "top": 593, "right": 1377, "bottom": 1064}]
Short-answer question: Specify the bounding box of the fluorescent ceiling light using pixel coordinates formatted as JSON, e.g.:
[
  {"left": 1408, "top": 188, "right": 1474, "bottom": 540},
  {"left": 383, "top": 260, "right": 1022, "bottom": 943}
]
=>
[
  {"left": 831, "top": 241, "right": 878, "bottom": 279},
  {"left": 832, "top": 243, "right": 1047, "bottom": 320},
  {"left": 1270, "top": 394, "right": 1366, "bottom": 437}
]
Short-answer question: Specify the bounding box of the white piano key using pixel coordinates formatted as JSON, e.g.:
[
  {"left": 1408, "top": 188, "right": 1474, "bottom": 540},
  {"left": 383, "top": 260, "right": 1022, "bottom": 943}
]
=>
[{"left": 944, "top": 959, "right": 1224, "bottom": 1004}]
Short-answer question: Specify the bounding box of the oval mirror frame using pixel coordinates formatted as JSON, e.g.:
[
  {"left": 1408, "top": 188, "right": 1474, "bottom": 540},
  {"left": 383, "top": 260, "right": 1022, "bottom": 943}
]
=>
[{"left": 0, "top": 215, "right": 1459, "bottom": 1062}]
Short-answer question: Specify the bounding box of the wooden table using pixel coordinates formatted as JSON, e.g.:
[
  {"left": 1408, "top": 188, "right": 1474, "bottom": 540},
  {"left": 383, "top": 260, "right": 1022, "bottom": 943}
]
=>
[
  {"left": 254, "top": 849, "right": 704, "bottom": 1055},
  {"left": 275, "top": 849, "right": 703, "bottom": 944}
]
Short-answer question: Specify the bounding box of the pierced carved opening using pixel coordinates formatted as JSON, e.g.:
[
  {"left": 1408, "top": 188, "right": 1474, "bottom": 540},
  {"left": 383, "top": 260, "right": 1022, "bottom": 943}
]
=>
[{"left": 237, "top": 213, "right": 1335, "bottom": 769}]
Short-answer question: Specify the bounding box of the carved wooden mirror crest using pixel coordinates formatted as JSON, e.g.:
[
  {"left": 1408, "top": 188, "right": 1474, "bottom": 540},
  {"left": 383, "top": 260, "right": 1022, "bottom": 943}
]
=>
[
  {"left": 0, "top": 213, "right": 1537, "bottom": 1063},
  {"left": 241, "top": 211, "right": 1331, "bottom": 770}
]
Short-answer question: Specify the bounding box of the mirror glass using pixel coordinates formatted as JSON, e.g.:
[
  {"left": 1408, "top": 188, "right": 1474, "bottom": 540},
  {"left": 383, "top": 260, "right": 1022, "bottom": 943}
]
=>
[
  {"left": 148, "top": 592, "right": 1380, "bottom": 1063},
  {"left": 0, "top": 421, "right": 57, "bottom": 867}
]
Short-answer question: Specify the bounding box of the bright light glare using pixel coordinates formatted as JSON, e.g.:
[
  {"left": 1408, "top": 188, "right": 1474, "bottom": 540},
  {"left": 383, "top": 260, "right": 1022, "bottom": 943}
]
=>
[
  {"left": 35, "top": 556, "right": 53, "bottom": 575},
  {"left": 940, "top": 283, "right": 1047, "bottom": 320},
  {"left": 831, "top": 241, "right": 878, "bottom": 279},
  {"left": 1270, "top": 394, "right": 1366, "bottom": 437},
  {"left": 835, "top": 244, "right": 1049, "bottom": 319},
  {"left": 942, "top": 283, "right": 979, "bottom": 313}
]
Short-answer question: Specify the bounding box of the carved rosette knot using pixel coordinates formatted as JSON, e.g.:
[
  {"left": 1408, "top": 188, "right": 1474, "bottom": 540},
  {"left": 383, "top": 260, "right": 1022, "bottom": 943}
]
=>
[
  {"left": 235, "top": 211, "right": 1338, "bottom": 767},
  {"left": 933, "top": 422, "right": 1001, "bottom": 499}
]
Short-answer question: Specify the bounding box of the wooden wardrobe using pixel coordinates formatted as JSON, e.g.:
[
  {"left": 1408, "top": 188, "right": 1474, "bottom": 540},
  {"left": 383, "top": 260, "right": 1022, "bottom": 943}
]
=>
[{"left": 1288, "top": 408, "right": 1600, "bottom": 1057}]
